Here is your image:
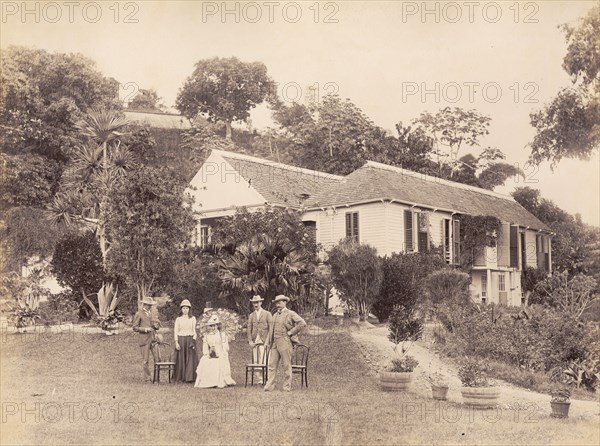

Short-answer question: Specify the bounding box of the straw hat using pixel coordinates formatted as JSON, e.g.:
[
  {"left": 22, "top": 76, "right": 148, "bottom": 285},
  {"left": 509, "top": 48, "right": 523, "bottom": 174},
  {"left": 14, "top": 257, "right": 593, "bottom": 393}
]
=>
[
  {"left": 141, "top": 296, "right": 157, "bottom": 306},
  {"left": 274, "top": 295, "right": 290, "bottom": 303},
  {"left": 206, "top": 315, "right": 220, "bottom": 326},
  {"left": 249, "top": 295, "right": 264, "bottom": 303}
]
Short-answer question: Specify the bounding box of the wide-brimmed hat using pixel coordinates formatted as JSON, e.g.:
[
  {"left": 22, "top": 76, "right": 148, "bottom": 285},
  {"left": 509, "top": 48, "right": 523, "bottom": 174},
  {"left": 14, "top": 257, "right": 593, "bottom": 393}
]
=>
[
  {"left": 274, "top": 295, "right": 290, "bottom": 303},
  {"left": 206, "top": 315, "right": 220, "bottom": 326},
  {"left": 180, "top": 299, "right": 192, "bottom": 308},
  {"left": 249, "top": 295, "right": 264, "bottom": 303},
  {"left": 141, "top": 296, "right": 157, "bottom": 306}
]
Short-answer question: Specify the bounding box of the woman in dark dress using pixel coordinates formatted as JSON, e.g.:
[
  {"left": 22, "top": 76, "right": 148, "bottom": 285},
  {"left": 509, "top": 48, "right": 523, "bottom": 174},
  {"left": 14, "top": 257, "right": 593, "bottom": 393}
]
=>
[{"left": 173, "top": 300, "right": 198, "bottom": 382}]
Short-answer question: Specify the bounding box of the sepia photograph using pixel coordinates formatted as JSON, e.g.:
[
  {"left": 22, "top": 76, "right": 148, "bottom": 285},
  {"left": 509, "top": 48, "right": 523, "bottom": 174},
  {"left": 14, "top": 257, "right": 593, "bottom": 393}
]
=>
[{"left": 1, "top": 1, "right": 599, "bottom": 445}]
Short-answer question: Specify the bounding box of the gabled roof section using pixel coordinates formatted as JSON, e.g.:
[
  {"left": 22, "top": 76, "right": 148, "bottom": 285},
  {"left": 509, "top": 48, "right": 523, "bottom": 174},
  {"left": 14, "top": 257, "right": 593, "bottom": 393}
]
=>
[
  {"left": 306, "top": 161, "right": 550, "bottom": 231},
  {"left": 212, "top": 150, "right": 345, "bottom": 208},
  {"left": 124, "top": 111, "right": 191, "bottom": 129}
]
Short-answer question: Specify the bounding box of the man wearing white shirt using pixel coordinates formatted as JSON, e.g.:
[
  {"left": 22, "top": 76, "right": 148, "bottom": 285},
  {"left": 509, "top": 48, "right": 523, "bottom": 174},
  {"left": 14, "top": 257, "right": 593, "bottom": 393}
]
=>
[{"left": 247, "top": 295, "right": 272, "bottom": 384}]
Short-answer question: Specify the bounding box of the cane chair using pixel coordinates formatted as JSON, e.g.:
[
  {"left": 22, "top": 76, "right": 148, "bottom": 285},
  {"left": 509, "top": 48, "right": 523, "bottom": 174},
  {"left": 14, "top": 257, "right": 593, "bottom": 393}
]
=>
[
  {"left": 291, "top": 343, "right": 309, "bottom": 388},
  {"left": 151, "top": 340, "right": 176, "bottom": 384},
  {"left": 245, "top": 344, "right": 270, "bottom": 387}
]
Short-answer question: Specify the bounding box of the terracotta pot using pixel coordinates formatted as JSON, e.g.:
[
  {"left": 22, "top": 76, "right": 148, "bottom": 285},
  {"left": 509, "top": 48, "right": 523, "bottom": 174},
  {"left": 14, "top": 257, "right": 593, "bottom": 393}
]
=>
[
  {"left": 550, "top": 401, "right": 570, "bottom": 418},
  {"left": 432, "top": 384, "right": 449, "bottom": 401},
  {"left": 461, "top": 386, "right": 500, "bottom": 408},
  {"left": 380, "top": 371, "right": 412, "bottom": 391}
]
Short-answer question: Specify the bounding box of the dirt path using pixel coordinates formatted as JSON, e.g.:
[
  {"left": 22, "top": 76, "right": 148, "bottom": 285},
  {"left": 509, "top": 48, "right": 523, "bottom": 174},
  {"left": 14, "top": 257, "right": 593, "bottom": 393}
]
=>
[{"left": 351, "top": 325, "right": 600, "bottom": 420}]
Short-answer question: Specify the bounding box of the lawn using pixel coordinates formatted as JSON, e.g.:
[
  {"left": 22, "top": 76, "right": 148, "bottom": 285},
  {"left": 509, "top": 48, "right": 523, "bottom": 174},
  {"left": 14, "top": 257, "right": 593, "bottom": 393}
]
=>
[{"left": 1, "top": 325, "right": 599, "bottom": 446}]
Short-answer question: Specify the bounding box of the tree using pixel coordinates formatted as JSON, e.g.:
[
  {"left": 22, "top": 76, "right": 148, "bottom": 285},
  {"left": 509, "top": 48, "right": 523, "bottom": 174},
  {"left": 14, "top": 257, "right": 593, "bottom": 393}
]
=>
[
  {"left": 105, "top": 166, "right": 196, "bottom": 306},
  {"left": 424, "top": 269, "right": 472, "bottom": 335},
  {"left": 327, "top": 239, "right": 383, "bottom": 321},
  {"left": 412, "top": 107, "right": 491, "bottom": 177},
  {"left": 512, "top": 187, "right": 600, "bottom": 279},
  {"left": 176, "top": 57, "right": 275, "bottom": 140},
  {"left": 216, "top": 233, "right": 315, "bottom": 310},
  {"left": 528, "top": 6, "right": 600, "bottom": 165},
  {"left": 0, "top": 46, "right": 120, "bottom": 162},
  {"left": 532, "top": 271, "right": 599, "bottom": 320},
  {"left": 127, "top": 89, "right": 165, "bottom": 112}
]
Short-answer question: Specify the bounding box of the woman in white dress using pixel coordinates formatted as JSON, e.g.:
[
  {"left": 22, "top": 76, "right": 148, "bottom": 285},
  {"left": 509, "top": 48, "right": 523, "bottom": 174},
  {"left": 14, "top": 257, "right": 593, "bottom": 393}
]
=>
[{"left": 194, "top": 315, "right": 236, "bottom": 388}]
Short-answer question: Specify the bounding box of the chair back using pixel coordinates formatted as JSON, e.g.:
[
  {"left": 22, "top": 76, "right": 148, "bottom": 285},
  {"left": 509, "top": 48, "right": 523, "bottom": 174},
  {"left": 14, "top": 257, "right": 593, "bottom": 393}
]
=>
[
  {"left": 251, "top": 343, "right": 270, "bottom": 363},
  {"left": 291, "top": 343, "right": 309, "bottom": 367},
  {"left": 152, "top": 341, "right": 173, "bottom": 362}
]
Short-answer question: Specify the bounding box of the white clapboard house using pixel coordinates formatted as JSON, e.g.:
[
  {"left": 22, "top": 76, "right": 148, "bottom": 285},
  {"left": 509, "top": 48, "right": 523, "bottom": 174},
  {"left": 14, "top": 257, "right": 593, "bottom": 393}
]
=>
[{"left": 188, "top": 149, "right": 552, "bottom": 306}]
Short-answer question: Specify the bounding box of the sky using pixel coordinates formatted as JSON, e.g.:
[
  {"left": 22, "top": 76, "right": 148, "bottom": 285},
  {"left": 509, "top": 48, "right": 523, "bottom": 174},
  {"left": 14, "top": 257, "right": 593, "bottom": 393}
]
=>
[{"left": 1, "top": 0, "right": 598, "bottom": 225}]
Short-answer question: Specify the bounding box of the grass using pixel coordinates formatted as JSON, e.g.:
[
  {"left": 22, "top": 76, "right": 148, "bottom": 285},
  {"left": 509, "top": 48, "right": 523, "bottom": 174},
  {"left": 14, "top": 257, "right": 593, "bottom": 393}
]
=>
[{"left": 1, "top": 325, "right": 599, "bottom": 445}]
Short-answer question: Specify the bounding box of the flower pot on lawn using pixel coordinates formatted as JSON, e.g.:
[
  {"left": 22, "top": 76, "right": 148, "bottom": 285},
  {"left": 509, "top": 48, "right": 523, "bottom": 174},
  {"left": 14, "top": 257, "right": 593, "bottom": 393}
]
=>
[
  {"left": 431, "top": 384, "right": 449, "bottom": 401},
  {"left": 550, "top": 401, "right": 570, "bottom": 418},
  {"left": 380, "top": 371, "right": 413, "bottom": 391},
  {"left": 461, "top": 387, "right": 500, "bottom": 408}
]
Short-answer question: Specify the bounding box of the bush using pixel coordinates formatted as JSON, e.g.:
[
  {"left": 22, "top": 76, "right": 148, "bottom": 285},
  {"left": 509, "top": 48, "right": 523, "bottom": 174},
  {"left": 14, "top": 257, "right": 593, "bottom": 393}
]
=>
[
  {"left": 40, "top": 292, "right": 79, "bottom": 324},
  {"left": 424, "top": 269, "right": 472, "bottom": 335},
  {"left": 389, "top": 356, "right": 419, "bottom": 373},
  {"left": 458, "top": 359, "right": 490, "bottom": 387},
  {"left": 373, "top": 251, "right": 446, "bottom": 321}
]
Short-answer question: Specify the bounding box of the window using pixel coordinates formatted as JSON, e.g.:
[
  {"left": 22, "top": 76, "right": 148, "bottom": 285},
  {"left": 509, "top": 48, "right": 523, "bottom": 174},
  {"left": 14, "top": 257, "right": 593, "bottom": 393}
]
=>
[
  {"left": 498, "top": 273, "right": 506, "bottom": 292},
  {"left": 417, "top": 212, "right": 430, "bottom": 252},
  {"left": 199, "top": 226, "right": 210, "bottom": 248},
  {"left": 481, "top": 275, "right": 487, "bottom": 298},
  {"left": 345, "top": 212, "right": 359, "bottom": 242},
  {"left": 443, "top": 219, "right": 451, "bottom": 263},
  {"left": 509, "top": 226, "right": 519, "bottom": 268},
  {"left": 404, "top": 210, "right": 414, "bottom": 252}
]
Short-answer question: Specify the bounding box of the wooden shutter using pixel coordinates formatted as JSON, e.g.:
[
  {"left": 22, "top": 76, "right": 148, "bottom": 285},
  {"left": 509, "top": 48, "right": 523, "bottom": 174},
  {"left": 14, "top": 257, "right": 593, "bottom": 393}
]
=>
[
  {"left": 404, "top": 210, "right": 414, "bottom": 252},
  {"left": 509, "top": 226, "right": 519, "bottom": 268},
  {"left": 452, "top": 219, "right": 460, "bottom": 264}
]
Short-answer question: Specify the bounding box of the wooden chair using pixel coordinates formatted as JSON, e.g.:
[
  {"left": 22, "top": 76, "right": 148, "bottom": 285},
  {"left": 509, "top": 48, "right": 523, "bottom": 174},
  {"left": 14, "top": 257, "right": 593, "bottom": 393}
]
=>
[
  {"left": 245, "top": 344, "right": 269, "bottom": 387},
  {"left": 151, "top": 340, "right": 175, "bottom": 384},
  {"left": 291, "top": 343, "right": 309, "bottom": 388}
]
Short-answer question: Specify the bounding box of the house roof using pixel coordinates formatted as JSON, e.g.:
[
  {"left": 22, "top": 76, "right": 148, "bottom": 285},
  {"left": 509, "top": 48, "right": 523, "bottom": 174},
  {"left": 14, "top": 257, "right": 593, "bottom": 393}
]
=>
[
  {"left": 305, "top": 161, "right": 550, "bottom": 231},
  {"left": 212, "top": 150, "right": 345, "bottom": 208},
  {"left": 124, "top": 111, "right": 192, "bottom": 129}
]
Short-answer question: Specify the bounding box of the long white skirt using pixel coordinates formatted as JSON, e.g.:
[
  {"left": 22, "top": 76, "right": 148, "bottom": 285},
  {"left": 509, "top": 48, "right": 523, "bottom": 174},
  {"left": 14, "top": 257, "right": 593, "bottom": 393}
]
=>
[{"left": 194, "top": 353, "right": 236, "bottom": 388}]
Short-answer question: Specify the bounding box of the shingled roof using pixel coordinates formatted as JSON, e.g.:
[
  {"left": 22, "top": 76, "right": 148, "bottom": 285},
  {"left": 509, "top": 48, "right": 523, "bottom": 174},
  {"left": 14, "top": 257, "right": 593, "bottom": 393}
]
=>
[
  {"left": 214, "top": 150, "right": 344, "bottom": 208},
  {"left": 124, "top": 111, "right": 191, "bottom": 129},
  {"left": 305, "top": 161, "right": 550, "bottom": 231}
]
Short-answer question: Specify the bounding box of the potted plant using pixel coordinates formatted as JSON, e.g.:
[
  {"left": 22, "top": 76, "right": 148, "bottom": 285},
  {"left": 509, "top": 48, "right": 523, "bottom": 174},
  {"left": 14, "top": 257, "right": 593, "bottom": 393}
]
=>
[
  {"left": 458, "top": 359, "right": 500, "bottom": 408},
  {"left": 428, "top": 372, "right": 450, "bottom": 400},
  {"left": 550, "top": 388, "right": 571, "bottom": 418},
  {"left": 379, "top": 305, "right": 423, "bottom": 391}
]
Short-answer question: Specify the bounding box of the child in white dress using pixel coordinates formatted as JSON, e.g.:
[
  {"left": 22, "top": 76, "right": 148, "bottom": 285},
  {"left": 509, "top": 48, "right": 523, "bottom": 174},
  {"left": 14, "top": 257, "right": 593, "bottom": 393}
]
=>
[{"left": 194, "top": 315, "right": 236, "bottom": 388}]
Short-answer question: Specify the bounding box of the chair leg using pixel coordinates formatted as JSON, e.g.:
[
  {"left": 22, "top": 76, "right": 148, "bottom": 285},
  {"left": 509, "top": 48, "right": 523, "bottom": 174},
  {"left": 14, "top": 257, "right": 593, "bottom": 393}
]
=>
[
  {"left": 305, "top": 371, "right": 308, "bottom": 388},
  {"left": 245, "top": 368, "right": 248, "bottom": 388}
]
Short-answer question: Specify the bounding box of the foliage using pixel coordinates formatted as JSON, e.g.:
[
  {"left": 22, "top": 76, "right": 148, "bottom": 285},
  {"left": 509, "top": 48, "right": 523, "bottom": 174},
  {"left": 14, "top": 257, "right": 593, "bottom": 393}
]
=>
[
  {"left": 105, "top": 165, "right": 196, "bottom": 305},
  {"left": 51, "top": 230, "right": 106, "bottom": 304},
  {"left": 374, "top": 251, "right": 447, "bottom": 321},
  {"left": 387, "top": 305, "right": 423, "bottom": 357},
  {"left": 127, "top": 89, "right": 165, "bottom": 112},
  {"left": 389, "top": 356, "right": 419, "bottom": 373},
  {"left": 424, "top": 269, "right": 472, "bottom": 335},
  {"left": 176, "top": 57, "right": 275, "bottom": 139},
  {"left": 327, "top": 239, "right": 383, "bottom": 321},
  {"left": 161, "top": 251, "right": 223, "bottom": 321},
  {"left": 563, "top": 357, "right": 600, "bottom": 391},
  {"left": 521, "top": 267, "right": 549, "bottom": 305},
  {"left": 1, "top": 206, "right": 67, "bottom": 272},
  {"left": 532, "top": 271, "right": 599, "bottom": 320},
  {"left": 427, "top": 372, "right": 449, "bottom": 386},
  {"left": 412, "top": 107, "right": 491, "bottom": 176},
  {"left": 528, "top": 6, "right": 599, "bottom": 165},
  {"left": 458, "top": 359, "right": 491, "bottom": 387},
  {"left": 456, "top": 215, "right": 502, "bottom": 268},
  {"left": 2, "top": 270, "right": 49, "bottom": 328},
  {"left": 41, "top": 292, "right": 79, "bottom": 324},
  {"left": 82, "top": 283, "right": 124, "bottom": 330},
  {"left": 0, "top": 46, "right": 120, "bottom": 162},
  {"left": 216, "top": 233, "right": 315, "bottom": 310},
  {"left": 211, "top": 206, "right": 318, "bottom": 257},
  {"left": 0, "top": 153, "right": 62, "bottom": 208},
  {"left": 512, "top": 187, "right": 600, "bottom": 280},
  {"left": 550, "top": 388, "right": 571, "bottom": 403},
  {"left": 119, "top": 126, "right": 158, "bottom": 164}
]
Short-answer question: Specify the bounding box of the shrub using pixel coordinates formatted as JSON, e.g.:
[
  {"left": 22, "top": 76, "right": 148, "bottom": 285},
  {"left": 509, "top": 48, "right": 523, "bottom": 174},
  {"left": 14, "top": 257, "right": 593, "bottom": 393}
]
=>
[
  {"left": 389, "top": 356, "right": 419, "bottom": 373},
  {"left": 458, "top": 359, "right": 490, "bottom": 387},
  {"left": 374, "top": 251, "right": 446, "bottom": 321},
  {"left": 550, "top": 388, "right": 571, "bottom": 403},
  {"left": 41, "top": 292, "right": 79, "bottom": 324},
  {"left": 563, "top": 358, "right": 600, "bottom": 391},
  {"left": 387, "top": 304, "right": 423, "bottom": 354},
  {"left": 424, "top": 269, "right": 472, "bottom": 335}
]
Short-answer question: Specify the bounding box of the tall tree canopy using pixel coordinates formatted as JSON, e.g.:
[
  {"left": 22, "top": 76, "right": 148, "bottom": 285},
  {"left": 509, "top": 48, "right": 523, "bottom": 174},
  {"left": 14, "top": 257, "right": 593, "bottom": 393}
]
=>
[
  {"left": 176, "top": 57, "right": 275, "bottom": 140},
  {"left": 528, "top": 6, "right": 600, "bottom": 166}
]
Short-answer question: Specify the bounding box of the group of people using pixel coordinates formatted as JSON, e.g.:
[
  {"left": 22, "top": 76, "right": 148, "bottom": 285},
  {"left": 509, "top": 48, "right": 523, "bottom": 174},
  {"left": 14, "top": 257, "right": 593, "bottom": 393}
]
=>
[{"left": 132, "top": 294, "right": 307, "bottom": 391}]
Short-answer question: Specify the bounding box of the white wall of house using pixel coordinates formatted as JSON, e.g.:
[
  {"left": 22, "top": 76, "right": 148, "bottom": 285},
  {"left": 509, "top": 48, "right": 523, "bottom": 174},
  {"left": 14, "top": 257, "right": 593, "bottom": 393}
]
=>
[{"left": 187, "top": 152, "right": 266, "bottom": 214}]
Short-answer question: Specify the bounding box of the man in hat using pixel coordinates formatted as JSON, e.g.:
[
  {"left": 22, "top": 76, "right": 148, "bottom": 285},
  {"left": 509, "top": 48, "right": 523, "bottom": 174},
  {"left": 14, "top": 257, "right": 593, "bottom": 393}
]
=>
[
  {"left": 132, "top": 296, "right": 160, "bottom": 383},
  {"left": 247, "top": 295, "right": 273, "bottom": 384},
  {"left": 264, "top": 295, "right": 306, "bottom": 392}
]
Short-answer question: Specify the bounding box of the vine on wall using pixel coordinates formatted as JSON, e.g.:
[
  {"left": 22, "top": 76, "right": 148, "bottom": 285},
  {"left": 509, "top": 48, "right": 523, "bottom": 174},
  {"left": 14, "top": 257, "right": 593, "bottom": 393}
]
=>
[{"left": 457, "top": 215, "right": 502, "bottom": 269}]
